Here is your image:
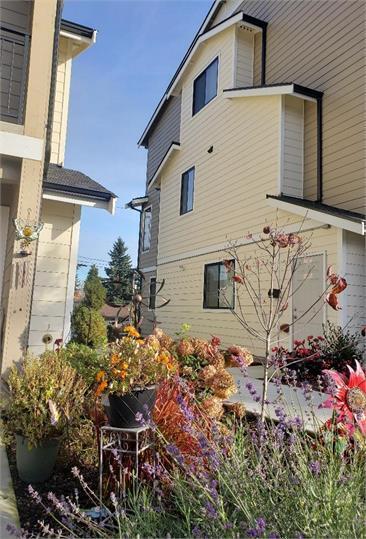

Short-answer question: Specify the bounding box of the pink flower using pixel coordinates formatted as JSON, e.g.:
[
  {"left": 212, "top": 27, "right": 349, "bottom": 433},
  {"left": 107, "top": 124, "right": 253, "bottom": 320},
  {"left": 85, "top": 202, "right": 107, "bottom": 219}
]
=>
[
  {"left": 233, "top": 274, "right": 244, "bottom": 284},
  {"left": 323, "top": 360, "right": 366, "bottom": 436}
]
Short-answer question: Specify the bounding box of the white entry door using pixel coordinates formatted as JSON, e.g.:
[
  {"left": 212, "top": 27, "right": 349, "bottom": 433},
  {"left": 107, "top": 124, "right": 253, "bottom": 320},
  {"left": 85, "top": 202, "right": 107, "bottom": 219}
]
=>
[
  {"left": 292, "top": 253, "right": 325, "bottom": 342},
  {"left": 0, "top": 206, "right": 10, "bottom": 306}
]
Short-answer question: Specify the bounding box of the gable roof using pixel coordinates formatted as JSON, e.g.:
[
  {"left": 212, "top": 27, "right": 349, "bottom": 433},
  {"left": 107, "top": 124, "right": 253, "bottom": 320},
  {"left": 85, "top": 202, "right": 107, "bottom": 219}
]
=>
[
  {"left": 138, "top": 3, "right": 267, "bottom": 148},
  {"left": 44, "top": 164, "right": 116, "bottom": 201}
]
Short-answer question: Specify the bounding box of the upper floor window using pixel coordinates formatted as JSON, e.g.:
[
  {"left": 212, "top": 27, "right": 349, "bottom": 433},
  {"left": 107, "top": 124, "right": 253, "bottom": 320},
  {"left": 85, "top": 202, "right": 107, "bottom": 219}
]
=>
[
  {"left": 180, "top": 167, "right": 195, "bottom": 214},
  {"left": 193, "top": 57, "right": 218, "bottom": 115},
  {"left": 142, "top": 207, "right": 152, "bottom": 251},
  {"left": 203, "top": 260, "right": 235, "bottom": 309}
]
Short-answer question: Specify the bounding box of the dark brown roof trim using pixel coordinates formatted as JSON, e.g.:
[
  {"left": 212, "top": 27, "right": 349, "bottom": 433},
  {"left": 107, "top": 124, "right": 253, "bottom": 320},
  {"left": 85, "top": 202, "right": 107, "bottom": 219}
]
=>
[
  {"left": 223, "top": 83, "right": 323, "bottom": 100},
  {"left": 60, "top": 19, "right": 95, "bottom": 39},
  {"left": 266, "top": 194, "right": 365, "bottom": 223}
]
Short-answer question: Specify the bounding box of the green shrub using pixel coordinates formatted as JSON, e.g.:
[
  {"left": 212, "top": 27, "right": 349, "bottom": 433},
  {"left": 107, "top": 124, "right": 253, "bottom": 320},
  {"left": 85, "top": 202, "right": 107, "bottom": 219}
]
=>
[
  {"left": 1, "top": 352, "right": 86, "bottom": 448},
  {"left": 62, "top": 342, "right": 107, "bottom": 388},
  {"left": 71, "top": 305, "right": 107, "bottom": 347},
  {"left": 322, "top": 321, "right": 363, "bottom": 371}
]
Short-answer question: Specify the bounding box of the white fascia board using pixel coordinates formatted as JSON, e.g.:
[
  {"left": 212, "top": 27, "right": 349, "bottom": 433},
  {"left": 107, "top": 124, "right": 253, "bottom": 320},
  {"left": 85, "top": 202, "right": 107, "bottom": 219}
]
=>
[
  {"left": 168, "top": 12, "right": 245, "bottom": 97},
  {"left": 0, "top": 131, "right": 44, "bottom": 161},
  {"left": 60, "top": 29, "right": 96, "bottom": 58},
  {"left": 148, "top": 143, "right": 181, "bottom": 188},
  {"left": 224, "top": 85, "right": 317, "bottom": 103},
  {"left": 266, "top": 197, "right": 363, "bottom": 235},
  {"left": 43, "top": 190, "right": 116, "bottom": 214}
]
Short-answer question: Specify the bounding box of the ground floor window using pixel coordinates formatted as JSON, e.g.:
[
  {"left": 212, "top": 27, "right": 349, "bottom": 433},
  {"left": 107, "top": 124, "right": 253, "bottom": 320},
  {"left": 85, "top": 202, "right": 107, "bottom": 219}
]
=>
[
  {"left": 149, "top": 277, "right": 156, "bottom": 310},
  {"left": 203, "top": 261, "right": 234, "bottom": 309}
]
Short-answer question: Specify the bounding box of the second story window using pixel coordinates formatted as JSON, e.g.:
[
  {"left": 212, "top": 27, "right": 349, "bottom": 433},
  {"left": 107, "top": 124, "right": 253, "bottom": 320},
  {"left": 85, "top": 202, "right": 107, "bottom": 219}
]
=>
[
  {"left": 193, "top": 57, "right": 218, "bottom": 115},
  {"left": 203, "top": 261, "right": 235, "bottom": 309},
  {"left": 180, "top": 167, "right": 195, "bottom": 214},
  {"left": 142, "top": 207, "right": 152, "bottom": 251}
]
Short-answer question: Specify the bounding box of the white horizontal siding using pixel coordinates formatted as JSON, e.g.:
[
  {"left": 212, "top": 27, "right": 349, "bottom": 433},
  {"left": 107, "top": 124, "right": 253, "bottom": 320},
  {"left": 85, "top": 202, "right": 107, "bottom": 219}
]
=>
[
  {"left": 235, "top": 27, "right": 254, "bottom": 87},
  {"left": 342, "top": 231, "right": 366, "bottom": 339},
  {"left": 281, "top": 95, "right": 304, "bottom": 198}
]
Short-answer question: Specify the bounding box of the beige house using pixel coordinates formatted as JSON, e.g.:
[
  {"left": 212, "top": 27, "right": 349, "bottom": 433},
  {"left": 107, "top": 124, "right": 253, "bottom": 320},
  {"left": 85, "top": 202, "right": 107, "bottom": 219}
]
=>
[
  {"left": 130, "top": 0, "right": 365, "bottom": 353},
  {"left": 0, "top": 1, "right": 116, "bottom": 372}
]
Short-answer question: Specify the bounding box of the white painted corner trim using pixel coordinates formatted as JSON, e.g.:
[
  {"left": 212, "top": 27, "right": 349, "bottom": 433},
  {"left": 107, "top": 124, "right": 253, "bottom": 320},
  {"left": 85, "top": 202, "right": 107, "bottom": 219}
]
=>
[
  {"left": 267, "top": 197, "right": 363, "bottom": 235},
  {"left": 0, "top": 131, "right": 44, "bottom": 161},
  {"left": 148, "top": 143, "right": 181, "bottom": 188},
  {"left": 224, "top": 84, "right": 317, "bottom": 103},
  {"left": 43, "top": 190, "right": 116, "bottom": 215}
]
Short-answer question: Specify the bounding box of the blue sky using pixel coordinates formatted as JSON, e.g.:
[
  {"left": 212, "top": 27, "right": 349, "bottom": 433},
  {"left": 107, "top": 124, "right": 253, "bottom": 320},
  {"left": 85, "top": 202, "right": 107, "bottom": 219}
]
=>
[{"left": 62, "top": 0, "right": 212, "bottom": 279}]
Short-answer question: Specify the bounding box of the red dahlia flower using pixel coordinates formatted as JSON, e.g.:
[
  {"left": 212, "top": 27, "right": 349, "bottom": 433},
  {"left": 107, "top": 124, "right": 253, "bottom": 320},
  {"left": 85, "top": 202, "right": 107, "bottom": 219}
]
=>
[{"left": 323, "top": 360, "right": 366, "bottom": 435}]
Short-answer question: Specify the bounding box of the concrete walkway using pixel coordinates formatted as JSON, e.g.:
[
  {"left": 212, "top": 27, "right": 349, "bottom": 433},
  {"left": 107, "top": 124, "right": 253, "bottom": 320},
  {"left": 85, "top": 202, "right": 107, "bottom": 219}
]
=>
[
  {"left": 0, "top": 441, "right": 19, "bottom": 538},
  {"left": 227, "top": 368, "right": 332, "bottom": 432}
]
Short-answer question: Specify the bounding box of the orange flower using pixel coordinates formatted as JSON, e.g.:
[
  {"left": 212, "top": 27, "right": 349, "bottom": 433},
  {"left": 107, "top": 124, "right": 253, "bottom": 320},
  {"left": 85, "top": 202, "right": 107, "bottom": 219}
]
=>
[
  {"left": 123, "top": 325, "right": 140, "bottom": 338},
  {"left": 122, "top": 362, "right": 129, "bottom": 370},
  {"left": 110, "top": 353, "right": 120, "bottom": 366},
  {"left": 96, "top": 370, "right": 106, "bottom": 382},
  {"left": 95, "top": 380, "right": 107, "bottom": 397}
]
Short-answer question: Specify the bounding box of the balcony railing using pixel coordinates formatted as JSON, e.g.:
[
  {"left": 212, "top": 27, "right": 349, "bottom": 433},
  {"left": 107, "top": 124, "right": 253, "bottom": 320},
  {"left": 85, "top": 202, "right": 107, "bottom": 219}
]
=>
[{"left": 0, "top": 26, "right": 30, "bottom": 124}]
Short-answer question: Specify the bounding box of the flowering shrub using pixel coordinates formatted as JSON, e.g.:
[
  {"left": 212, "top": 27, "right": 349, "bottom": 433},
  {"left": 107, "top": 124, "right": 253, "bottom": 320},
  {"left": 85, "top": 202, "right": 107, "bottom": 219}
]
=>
[
  {"left": 95, "top": 325, "right": 177, "bottom": 396},
  {"left": 272, "top": 323, "right": 363, "bottom": 388},
  {"left": 1, "top": 352, "right": 86, "bottom": 448}
]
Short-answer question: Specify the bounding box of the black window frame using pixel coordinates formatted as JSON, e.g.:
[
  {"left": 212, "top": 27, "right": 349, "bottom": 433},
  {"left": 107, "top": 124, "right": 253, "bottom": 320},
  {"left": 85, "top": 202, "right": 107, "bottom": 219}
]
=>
[
  {"left": 203, "top": 260, "right": 235, "bottom": 310},
  {"left": 180, "top": 166, "right": 195, "bottom": 215},
  {"left": 192, "top": 57, "right": 219, "bottom": 116},
  {"left": 149, "top": 277, "right": 157, "bottom": 310}
]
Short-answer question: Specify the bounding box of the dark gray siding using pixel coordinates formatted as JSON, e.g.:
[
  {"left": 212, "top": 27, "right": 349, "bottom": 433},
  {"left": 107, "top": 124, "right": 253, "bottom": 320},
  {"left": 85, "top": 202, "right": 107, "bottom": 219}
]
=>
[
  {"left": 146, "top": 94, "right": 181, "bottom": 183},
  {"left": 139, "top": 187, "right": 160, "bottom": 270},
  {"left": 0, "top": 1, "right": 32, "bottom": 124}
]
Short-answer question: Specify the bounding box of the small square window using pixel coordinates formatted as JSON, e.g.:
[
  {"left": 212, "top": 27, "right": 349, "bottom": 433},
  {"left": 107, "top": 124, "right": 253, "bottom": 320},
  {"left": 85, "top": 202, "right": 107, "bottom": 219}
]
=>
[
  {"left": 180, "top": 167, "right": 195, "bottom": 214},
  {"left": 149, "top": 277, "right": 156, "bottom": 310},
  {"left": 193, "top": 57, "right": 218, "bottom": 115},
  {"left": 142, "top": 207, "right": 152, "bottom": 251},
  {"left": 203, "top": 261, "right": 235, "bottom": 309}
]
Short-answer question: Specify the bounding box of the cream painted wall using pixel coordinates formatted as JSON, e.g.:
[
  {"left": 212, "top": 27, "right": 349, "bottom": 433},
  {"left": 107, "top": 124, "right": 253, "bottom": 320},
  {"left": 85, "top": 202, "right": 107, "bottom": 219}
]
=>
[
  {"left": 28, "top": 199, "right": 81, "bottom": 355},
  {"left": 50, "top": 36, "right": 72, "bottom": 165},
  {"left": 153, "top": 23, "right": 343, "bottom": 351}
]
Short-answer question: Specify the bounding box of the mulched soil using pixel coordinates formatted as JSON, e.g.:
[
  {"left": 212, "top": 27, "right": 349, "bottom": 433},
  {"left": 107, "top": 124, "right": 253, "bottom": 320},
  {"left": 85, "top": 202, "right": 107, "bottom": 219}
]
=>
[{"left": 7, "top": 446, "right": 99, "bottom": 536}]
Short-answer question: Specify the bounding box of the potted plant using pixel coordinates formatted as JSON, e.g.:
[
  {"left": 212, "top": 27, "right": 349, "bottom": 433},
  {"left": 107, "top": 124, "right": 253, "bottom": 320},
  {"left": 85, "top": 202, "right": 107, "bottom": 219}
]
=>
[
  {"left": 95, "top": 325, "right": 176, "bottom": 428},
  {"left": 1, "top": 352, "right": 86, "bottom": 483}
]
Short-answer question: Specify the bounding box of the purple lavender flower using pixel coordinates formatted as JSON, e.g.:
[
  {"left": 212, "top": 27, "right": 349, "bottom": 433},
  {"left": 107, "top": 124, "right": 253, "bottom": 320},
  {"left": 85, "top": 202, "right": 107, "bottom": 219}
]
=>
[
  {"left": 309, "top": 460, "right": 321, "bottom": 475},
  {"left": 166, "top": 443, "right": 184, "bottom": 466},
  {"left": 256, "top": 517, "right": 266, "bottom": 530},
  {"left": 204, "top": 501, "right": 218, "bottom": 519}
]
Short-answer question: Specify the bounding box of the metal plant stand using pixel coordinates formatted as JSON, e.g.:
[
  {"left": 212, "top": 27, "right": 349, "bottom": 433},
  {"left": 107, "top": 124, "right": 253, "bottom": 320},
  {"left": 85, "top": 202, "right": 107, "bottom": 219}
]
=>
[{"left": 99, "top": 425, "right": 155, "bottom": 505}]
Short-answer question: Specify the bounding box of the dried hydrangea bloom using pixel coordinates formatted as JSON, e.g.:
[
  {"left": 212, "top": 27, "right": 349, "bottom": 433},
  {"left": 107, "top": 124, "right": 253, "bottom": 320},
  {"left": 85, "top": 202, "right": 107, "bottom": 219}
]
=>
[
  {"left": 176, "top": 339, "right": 195, "bottom": 357},
  {"left": 199, "top": 365, "right": 217, "bottom": 383},
  {"left": 210, "top": 369, "right": 237, "bottom": 399},
  {"left": 228, "top": 402, "right": 246, "bottom": 418},
  {"left": 208, "top": 351, "right": 225, "bottom": 370},
  {"left": 191, "top": 338, "right": 210, "bottom": 359},
  {"left": 225, "top": 345, "right": 253, "bottom": 367},
  {"left": 153, "top": 328, "right": 175, "bottom": 351},
  {"left": 201, "top": 396, "right": 224, "bottom": 419}
]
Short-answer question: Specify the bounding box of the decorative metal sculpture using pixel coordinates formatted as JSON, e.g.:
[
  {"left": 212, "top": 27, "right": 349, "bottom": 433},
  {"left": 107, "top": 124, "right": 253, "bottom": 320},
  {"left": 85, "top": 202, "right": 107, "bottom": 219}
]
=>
[{"left": 13, "top": 209, "right": 43, "bottom": 256}]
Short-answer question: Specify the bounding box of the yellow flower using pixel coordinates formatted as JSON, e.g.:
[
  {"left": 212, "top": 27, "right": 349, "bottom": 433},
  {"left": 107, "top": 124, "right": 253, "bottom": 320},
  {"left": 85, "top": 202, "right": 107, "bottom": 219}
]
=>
[
  {"left": 122, "top": 362, "right": 128, "bottom": 369},
  {"left": 123, "top": 325, "right": 140, "bottom": 338},
  {"left": 23, "top": 226, "right": 33, "bottom": 237},
  {"left": 110, "top": 353, "right": 120, "bottom": 366}
]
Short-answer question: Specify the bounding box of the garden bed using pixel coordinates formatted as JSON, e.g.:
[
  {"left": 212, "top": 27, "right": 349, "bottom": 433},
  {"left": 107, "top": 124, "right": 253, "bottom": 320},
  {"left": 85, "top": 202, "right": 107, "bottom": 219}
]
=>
[{"left": 7, "top": 446, "right": 98, "bottom": 535}]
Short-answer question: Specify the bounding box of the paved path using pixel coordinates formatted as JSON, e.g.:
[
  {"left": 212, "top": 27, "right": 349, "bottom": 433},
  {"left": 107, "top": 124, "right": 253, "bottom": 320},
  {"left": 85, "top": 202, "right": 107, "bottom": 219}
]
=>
[
  {"left": 227, "top": 368, "right": 332, "bottom": 432},
  {"left": 0, "top": 440, "right": 19, "bottom": 538}
]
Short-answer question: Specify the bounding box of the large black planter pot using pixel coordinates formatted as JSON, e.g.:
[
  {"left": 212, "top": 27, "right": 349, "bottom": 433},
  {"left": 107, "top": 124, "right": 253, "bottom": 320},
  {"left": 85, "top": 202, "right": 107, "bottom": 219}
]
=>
[
  {"left": 16, "top": 435, "right": 61, "bottom": 483},
  {"left": 108, "top": 387, "right": 156, "bottom": 428}
]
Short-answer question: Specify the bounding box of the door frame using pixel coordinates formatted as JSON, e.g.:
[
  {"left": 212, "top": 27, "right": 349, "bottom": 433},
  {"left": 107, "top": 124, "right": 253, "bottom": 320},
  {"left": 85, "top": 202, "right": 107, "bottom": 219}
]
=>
[{"left": 289, "top": 250, "right": 327, "bottom": 347}]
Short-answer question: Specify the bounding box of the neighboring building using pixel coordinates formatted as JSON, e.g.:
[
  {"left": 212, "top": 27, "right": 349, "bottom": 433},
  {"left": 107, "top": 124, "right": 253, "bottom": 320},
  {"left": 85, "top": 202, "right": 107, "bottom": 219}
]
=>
[
  {"left": 130, "top": 0, "right": 365, "bottom": 351},
  {"left": 0, "top": 1, "right": 116, "bottom": 369}
]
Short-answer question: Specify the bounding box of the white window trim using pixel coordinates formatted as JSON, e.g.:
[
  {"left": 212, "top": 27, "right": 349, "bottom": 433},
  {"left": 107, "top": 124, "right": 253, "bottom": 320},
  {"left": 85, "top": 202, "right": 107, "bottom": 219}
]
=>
[{"left": 141, "top": 206, "right": 152, "bottom": 253}]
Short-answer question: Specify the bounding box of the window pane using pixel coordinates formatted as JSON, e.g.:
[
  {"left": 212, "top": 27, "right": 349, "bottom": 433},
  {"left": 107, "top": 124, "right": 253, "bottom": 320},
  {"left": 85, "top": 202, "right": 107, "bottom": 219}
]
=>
[
  {"left": 219, "top": 264, "right": 234, "bottom": 308},
  {"left": 181, "top": 168, "right": 194, "bottom": 214},
  {"left": 205, "top": 58, "right": 218, "bottom": 103},
  {"left": 142, "top": 208, "right": 151, "bottom": 251},
  {"left": 204, "top": 264, "right": 219, "bottom": 308},
  {"left": 193, "top": 72, "right": 206, "bottom": 115},
  {"left": 149, "top": 278, "right": 156, "bottom": 310}
]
